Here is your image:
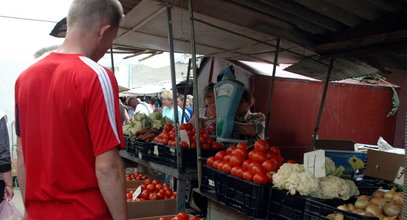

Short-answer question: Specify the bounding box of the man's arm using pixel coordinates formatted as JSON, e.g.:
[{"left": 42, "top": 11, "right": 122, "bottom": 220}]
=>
[
  {"left": 16, "top": 137, "right": 25, "bottom": 200},
  {"left": 95, "top": 147, "right": 127, "bottom": 220}
]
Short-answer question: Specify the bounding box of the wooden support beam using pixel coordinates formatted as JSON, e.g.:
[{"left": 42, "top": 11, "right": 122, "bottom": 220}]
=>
[{"left": 324, "top": 0, "right": 383, "bottom": 21}]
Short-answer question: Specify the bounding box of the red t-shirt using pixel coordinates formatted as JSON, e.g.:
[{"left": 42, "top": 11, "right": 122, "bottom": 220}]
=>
[{"left": 15, "top": 53, "right": 125, "bottom": 220}]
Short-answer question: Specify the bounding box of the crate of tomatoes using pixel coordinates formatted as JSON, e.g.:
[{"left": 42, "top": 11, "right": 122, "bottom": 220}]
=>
[
  {"left": 201, "top": 164, "right": 229, "bottom": 203},
  {"left": 205, "top": 140, "right": 287, "bottom": 219},
  {"left": 151, "top": 123, "right": 224, "bottom": 169}
]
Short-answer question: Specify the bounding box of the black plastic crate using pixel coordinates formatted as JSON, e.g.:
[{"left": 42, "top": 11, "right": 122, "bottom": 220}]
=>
[
  {"left": 225, "top": 174, "right": 270, "bottom": 219},
  {"left": 304, "top": 197, "right": 379, "bottom": 220},
  {"left": 200, "top": 165, "right": 229, "bottom": 203},
  {"left": 267, "top": 188, "right": 306, "bottom": 220},
  {"left": 132, "top": 141, "right": 153, "bottom": 161},
  {"left": 127, "top": 138, "right": 136, "bottom": 156},
  {"left": 124, "top": 135, "right": 130, "bottom": 151},
  {"left": 149, "top": 143, "right": 197, "bottom": 170}
]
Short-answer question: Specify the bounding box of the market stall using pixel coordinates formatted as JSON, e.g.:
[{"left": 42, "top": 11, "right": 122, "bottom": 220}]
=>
[{"left": 51, "top": 0, "right": 407, "bottom": 219}]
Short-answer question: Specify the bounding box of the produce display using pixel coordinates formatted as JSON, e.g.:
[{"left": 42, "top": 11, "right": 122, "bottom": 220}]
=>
[
  {"left": 125, "top": 172, "right": 147, "bottom": 181},
  {"left": 123, "top": 112, "right": 173, "bottom": 137},
  {"left": 133, "top": 128, "right": 161, "bottom": 143},
  {"left": 153, "top": 123, "right": 224, "bottom": 149},
  {"left": 158, "top": 212, "right": 200, "bottom": 220},
  {"left": 127, "top": 179, "right": 176, "bottom": 201},
  {"left": 205, "top": 140, "right": 287, "bottom": 184},
  {"left": 329, "top": 187, "right": 403, "bottom": 220},
  {"left": 272, "top": 158, "right": 359, "bottom": 199}
]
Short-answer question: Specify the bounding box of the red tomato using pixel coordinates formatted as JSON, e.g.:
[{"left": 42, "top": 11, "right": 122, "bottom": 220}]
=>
[
  {"left": 212, "top": 160, "right": 221, "bottom": 169},
  {"left": 190, "top": 217, "right": 200, "bottom": 220},
  {"left": 222, "top": 163, "right": 232, "bottom": 173},
  {"left": 230, "top": 154, "right": 245, "bottom": 167},
  {"left": 141, "top": 190, "right": 150, "bottom": 200},
  {"left": 235, "top": 167, "right": 244, "bottom": 179},
  {"left": 144, "top": 179, "right": 152, "bottom": 185},
  {"left": 226, "top": 146, "right": 237, "bottom": 154},
  {"left": 180, "top": 141, "right": 189, "bottom": 148},
  {"left": 262, "top": 159, "right": 279, "bottom": 172},
  {"left": 179, "top": 123, "right": 187, "bottom": 130},
  {"left": 286, "top": 159, "right": 296, "bottom": 164},
  {"left": 149, "top": 193, "right": 158, "bottom": 200},
  {"left": 242, "top": 170, "right": 254, "bottom": 181},
  {"left": 206, "top": 156, "right": 215, "bottom": 167},
  {"left": 237, "top": 142, "right": 248, "bottom": 149},
  {"left": 230, "top": 166, "right": 239, "bottom": 176},
  {"left": 211, "top": 142, "right": 224, "bottom": 149},
  {"left": 222, "top": 154, "right": 231, "bottom": 163},
  {"left": 241, "top": 159, "right": 252, "bottom": 171},
  {"left": 253, "top": 172, "right": 268, "bottom": 184},
  {"left": 159, "top": 217, "right": 169, "bottom": 220},
  {"left": 177, "top": 212, "right": 189, "bottom": 220},
  {"left": 152, "top": 180, "right": 159, "bottom": 185},
  {"left": 251, "top": 151, "right": 267, "bottom": 163},
  {"left": 155, "top": 184, "right": 163, "bottom": 191},
  {"left": 171, "top": 217, "right": 180, "bottom": 220},
  {"left": 217, "top": 162, "right": 225, "bottom": 170},
  {"left": 190, "top": 142, "right": 196, "bottom": 149},
  {"left": 250, "top": 161, "right": 265, "bottom": 174},
  {"left": 270, "top": 146, "right": 281, "bottom": 155},
  {"left": 200, "top": 136, "right": 207, "bottom": 144},
  {"left": 157, "top": 192, "right": 164, "bottom": 199},
  {"left": 163, "top": 183, "right": 169, "bottom": 188},
  {"left": 146, "top": 184, "right": 155, "bottom": 192},
  {"left": 164, "top": 124, "right": 173, "bottom": 132},
  {"left": 215, "top": 151, "right": 226, "bottom": 160},
  {"left": 165, "top": 190, "right": 172, "bottom": 197},
  {"left": 202, "top": 143, "right": 211, "bottom": 150},
  {"left": 254, "top": 140, "right": 269, "bottom": 152},
  {"left": 232, "top": 148, "right": 248, "bottom": 158}
]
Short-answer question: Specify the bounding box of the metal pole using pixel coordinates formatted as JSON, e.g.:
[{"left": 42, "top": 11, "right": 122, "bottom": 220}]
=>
[
  {"left": 181, "top": 60, "right": 192, "bottom": 123},
  {"left": 189, "top": 0, "right": 202, "bottom": 189},
  {"left": 110, "top": 47, "right": 115, "bottom": 74},
  {"left": 166, "top": 5, "right": 184, "bottom": 212},
  {"left": 403, "top": 69, "right": 407, "bottom": 220},
  {"left": 310, "top": 58, "right": 334, "bottom": 151},
  {"left": 265, "top": 38, "right": 280, "bottom": 138}
]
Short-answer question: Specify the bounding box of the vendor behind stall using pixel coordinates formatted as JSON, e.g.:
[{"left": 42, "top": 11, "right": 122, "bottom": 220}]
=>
[
  {"left": 189, "top": 83, "right": 216, "bottom": 135},
  {"left": 231, "top": 88, "right": 265, "bottom": 146}
]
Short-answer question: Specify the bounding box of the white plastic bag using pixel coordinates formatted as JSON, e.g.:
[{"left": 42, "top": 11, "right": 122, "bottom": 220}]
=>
[{"left": 0, "top": 200, "right": 23, "bottom": 220}]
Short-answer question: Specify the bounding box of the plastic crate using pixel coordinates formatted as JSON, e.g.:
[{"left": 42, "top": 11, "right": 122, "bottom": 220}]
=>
[
  {"left": 133, "top": 141, "right": 153, "bottom": 161},
  {"left": 303, "top": 197, "right": 379, "bottom": 220},
  {"left": 149, "top": 143, "right": 197, "bottom": 170},
  {"left": 127, "top": 138, "right": 136, "bottom": 156},
  {"left": 124, "top": 135, "right": 130, "bottom": 151},
  {"left": 200, "top": 165, "right": 229, "bottom": 203},
  {"left": 267, "top": 188, "right": 306, "bottom": 220},
  {"left": 225, "top": 174, "right": 270, "bottom": 219}
]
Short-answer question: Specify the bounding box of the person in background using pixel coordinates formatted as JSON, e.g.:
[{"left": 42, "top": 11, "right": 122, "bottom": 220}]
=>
[
  {"left": 161, "top": 90, "right": 185, "bottom": 124},
  {"left": 119, "top": 99, "right": 131, "bottom": 125},
  {"left": 14, "top": 0, "right": 127, "bottom": 219},
  {"left": 189, "top": 83, "right": 216, "bottom": 135},
  {"left": 126, "top": 96, "right": 137, "bottom": 119},
  {"left": 177, "top": 94, "right": 193, "bottom": 123},
  {"left": 232, "top": 88, "right": 265, "bottom": 146},
  {"left": 148, "top": 97, "right": 157, "bottom": 113},
  {"left": 186, "top": 95, "right": 193, "bottom": 108},
  {"left": 0, "top": 111, "right": 14, "bottom": 201},
  {"left": 135, "top": 98, "right": 153, "bottom": 116}
]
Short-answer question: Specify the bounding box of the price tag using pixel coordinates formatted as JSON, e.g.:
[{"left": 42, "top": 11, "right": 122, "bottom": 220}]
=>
[
  {"left": 170, "top": 148, "right": 176, "bottom": 153},
  {"left": 179, "top": 130, "right": 190, "bottom": 147},
  {"left": 138, "top": 152, "right": 142, "bottom": 159},
  {"left": 304, "top": 150, "right": 326, "bottom": 177},
  {"left": 208, "top": 179, "right": 215, "bottom": 187},
  {"left": 394, "top": 166, "right": 404, "bottom": 186},
  {"left": 132, "top": 186, "right": 142, "bottom": 201},
  {"left": 154, "top": 145, "right": 159, "bottom": 156}
]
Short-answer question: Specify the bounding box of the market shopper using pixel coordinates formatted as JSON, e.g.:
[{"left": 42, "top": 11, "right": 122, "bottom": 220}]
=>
[
  {"left": 231, "top": 88, "right": 265, "bottom": 146},
  {"left": 14, "top": 0, "right": 127, "bottom": 219},
  {"left": 161, "top": 90, "right": 185, "bottom": 124},
  {"left": 190, "top": 83, "right": 216, "bottom": 135},
  {"left": 0, "top": 111, "right": 14, "bottom": 201},
  {"left": 177, "top": 94, "right": 193, "bottom": 122}
]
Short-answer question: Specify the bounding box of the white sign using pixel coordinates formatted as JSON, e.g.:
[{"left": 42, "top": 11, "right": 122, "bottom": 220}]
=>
[
  {"left": 132, "top": 186, "right": 142, "bottom": 200},
  {"left": 179, "top": 130, "right": 190, "bottom": 147},
  {"left": 154, "top": 145, "right": 159, "bottom": 156},
  {"left": 304, "top": 150, "right": 326, "bottom": 177},
  {"left": 394, "top": 166, "right": 404, "bottom": 186},
  {"left": 208, "top": 179, "right": 215, "bottom": 187}
]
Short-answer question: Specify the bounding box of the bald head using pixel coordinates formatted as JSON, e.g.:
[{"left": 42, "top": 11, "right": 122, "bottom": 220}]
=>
[{"left": 67, "top": 0, "right": 123, "bottom": 31}]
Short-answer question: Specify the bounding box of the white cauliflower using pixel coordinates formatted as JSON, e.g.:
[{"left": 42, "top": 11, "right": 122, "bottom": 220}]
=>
[
  {"left": 285, "top": 171, "right": 320, "bottom": 196},
  {"left": 273, "top": 163, "right": 304, "bottom": 189},
  {"left": 316, "top": 176, "right": 359, "bottom": 200}
]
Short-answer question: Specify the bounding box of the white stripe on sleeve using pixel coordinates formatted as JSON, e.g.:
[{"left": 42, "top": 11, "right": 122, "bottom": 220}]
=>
[{"left": 79, "top": 56, "right": 120, "bottom": 143}]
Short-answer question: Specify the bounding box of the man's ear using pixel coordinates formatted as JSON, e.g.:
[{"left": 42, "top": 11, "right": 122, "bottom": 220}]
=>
[{"left": 97, "top": 24, "right": 112, "bottom": 41}]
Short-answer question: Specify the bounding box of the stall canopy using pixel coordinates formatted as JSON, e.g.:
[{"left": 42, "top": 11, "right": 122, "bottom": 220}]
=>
[{"left": 51, "top": 0, "right": 407, "bottom": 78}]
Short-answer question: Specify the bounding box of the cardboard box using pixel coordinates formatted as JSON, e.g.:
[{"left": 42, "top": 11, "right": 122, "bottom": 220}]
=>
[
  {"left": 364, "top": 149, "right": 404, "bottom": 181},
  {"left": 127, "top": 199, "right": 177, "bottom": 219},
  {"left": 324, "top": 150, "right": 366, "bottom": 176},
  {"left": 126, "top": 180, "right": 144, "bottom": 189}
]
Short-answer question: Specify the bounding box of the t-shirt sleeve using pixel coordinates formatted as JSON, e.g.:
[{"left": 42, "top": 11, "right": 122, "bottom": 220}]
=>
[{"left": 86, "top": 68, "right": 124, "bottom": 156}]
